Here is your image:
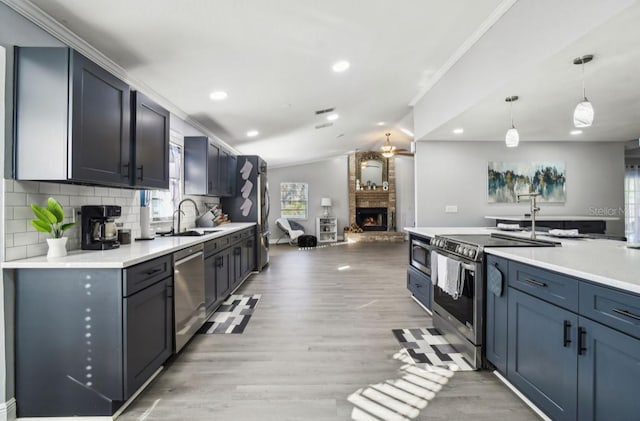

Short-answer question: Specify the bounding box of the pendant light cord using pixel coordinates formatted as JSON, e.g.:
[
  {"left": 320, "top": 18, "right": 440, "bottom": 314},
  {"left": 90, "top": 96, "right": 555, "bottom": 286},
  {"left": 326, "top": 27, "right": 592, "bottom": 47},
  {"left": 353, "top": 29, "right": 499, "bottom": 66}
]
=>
[
  {"left": 510, "top": 99, "right": 515, "bottom": 128},
  {"left": 582, "top": 61, "right": 587, "bottom": 100}
]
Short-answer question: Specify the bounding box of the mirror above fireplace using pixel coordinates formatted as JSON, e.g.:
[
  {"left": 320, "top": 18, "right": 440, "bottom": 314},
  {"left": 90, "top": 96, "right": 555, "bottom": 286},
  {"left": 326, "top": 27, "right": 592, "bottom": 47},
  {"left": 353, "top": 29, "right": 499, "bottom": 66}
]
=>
[{"left": 356, "top": 152, "right": 387, "bottom": 188}]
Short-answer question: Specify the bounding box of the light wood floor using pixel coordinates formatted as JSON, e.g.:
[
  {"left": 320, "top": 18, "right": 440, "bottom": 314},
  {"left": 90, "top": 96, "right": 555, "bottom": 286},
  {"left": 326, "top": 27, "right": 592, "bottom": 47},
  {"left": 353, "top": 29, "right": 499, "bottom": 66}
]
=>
[{"left": 119, "top": 241, "right": 539, "bottom": 421}]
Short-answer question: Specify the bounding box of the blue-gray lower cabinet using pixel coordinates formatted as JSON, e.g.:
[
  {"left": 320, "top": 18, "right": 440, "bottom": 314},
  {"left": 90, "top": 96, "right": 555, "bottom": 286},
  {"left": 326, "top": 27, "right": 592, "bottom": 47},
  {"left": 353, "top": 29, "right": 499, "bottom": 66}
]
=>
[
  {"left": 407, "top": 266, "right": 432, "bottom": 310},
  {"left": 485, "top": 256, "right": 508, "bottom": 374},
  {"left": 507, "top": 288, "right": 578, "bottom": 421},
  {"left": 15, "top": 264, "right": 173, "bottom": 417},
  {"left": 577, "top": 317, "right": 640, "bottom": 420}
]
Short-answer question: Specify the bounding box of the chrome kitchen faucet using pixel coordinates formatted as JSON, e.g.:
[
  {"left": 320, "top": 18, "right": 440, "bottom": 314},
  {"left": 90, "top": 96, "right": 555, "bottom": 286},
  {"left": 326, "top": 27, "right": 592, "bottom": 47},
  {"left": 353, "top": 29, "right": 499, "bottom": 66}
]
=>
[{"left": 517, "top": 192, "right": 541, "bottom": 239}]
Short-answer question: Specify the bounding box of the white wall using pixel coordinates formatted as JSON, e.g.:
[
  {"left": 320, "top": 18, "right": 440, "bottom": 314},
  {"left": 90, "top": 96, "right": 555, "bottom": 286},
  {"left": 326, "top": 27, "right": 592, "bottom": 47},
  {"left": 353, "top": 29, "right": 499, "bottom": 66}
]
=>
[
  {"left": 268, "top": 157, "right": 349, "bottom": 241},
  {"left": 415, "top": 141, "right": 625, "bottom": 235}
]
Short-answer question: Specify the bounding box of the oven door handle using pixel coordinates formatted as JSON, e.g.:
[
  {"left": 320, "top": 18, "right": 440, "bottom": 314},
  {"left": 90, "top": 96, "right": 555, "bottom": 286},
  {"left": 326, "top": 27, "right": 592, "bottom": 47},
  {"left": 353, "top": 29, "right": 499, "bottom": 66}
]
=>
[{"left": 460, "top": 262, "right": 477, "bottom": 273}]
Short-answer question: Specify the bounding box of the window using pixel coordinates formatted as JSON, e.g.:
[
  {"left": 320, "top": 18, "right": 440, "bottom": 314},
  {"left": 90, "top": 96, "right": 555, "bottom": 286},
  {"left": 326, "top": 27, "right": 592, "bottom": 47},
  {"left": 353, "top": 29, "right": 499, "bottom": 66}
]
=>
[
  {"left": 150, "top": 142, "right": 182, "bottom": 221},
  {"left": 280, "top": 182, "right": 308, "bottom": 219}
]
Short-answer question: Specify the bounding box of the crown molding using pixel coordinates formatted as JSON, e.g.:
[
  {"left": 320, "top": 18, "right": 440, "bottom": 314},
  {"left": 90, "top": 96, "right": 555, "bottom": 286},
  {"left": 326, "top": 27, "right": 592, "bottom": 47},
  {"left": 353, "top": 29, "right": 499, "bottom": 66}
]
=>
[
  {"left": 409, "top": 0, "right": 519, "bottom": 106},
  {"left": 0, "top": 0, "right": 239, "bottom": 153}
]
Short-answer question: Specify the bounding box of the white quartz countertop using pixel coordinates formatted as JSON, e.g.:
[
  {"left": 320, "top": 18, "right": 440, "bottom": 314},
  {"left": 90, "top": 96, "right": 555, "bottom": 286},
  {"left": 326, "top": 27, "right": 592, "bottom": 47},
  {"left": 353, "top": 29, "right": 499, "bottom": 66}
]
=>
[
  {"left": 485, "top": 215, "right": 619, "bottom": 221},
  {"left": 405, "top": 227, "right": 640, "bottom": 295},
  {"left": 2, "top": 223, "right": 256, "bottom": 269}
]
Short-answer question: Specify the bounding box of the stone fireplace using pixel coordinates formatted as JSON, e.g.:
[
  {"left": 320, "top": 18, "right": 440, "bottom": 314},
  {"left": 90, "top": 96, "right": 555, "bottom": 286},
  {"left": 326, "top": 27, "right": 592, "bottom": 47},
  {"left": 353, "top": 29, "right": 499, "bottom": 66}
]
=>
[{"left": 346, "top": 152, "right": 404, "bottom": 242}]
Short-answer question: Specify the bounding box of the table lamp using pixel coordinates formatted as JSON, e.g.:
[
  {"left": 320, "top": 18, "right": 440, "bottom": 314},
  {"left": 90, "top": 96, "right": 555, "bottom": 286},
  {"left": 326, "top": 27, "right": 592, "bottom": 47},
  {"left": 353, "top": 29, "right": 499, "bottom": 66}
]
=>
[{"left": 321, "top": 197, "right": 332, "bottom": 217}]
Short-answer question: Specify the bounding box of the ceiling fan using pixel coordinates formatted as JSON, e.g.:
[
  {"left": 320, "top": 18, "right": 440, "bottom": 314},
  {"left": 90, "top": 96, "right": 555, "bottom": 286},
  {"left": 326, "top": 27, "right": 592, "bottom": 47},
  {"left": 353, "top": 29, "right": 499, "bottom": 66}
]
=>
[{"left": 380, "top": 133, "right": 413, "bottom": 157}]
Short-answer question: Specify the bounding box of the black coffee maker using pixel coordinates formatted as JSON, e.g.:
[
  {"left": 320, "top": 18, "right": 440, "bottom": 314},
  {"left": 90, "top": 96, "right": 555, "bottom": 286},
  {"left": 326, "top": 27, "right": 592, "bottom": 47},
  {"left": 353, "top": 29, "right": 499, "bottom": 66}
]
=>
[{"left": 81, "top": 205, "right": 122, "bottom": 250}]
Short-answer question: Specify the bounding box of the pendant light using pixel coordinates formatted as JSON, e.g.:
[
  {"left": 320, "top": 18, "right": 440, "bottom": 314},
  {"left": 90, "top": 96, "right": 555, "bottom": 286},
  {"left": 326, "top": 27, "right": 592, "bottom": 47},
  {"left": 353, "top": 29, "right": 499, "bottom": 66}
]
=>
[
  {"left": 573, "top": 54, "right": 594, "bottom": 128},
  {"left": 505, "top": 96, "right": 519, "bottom": 148}
]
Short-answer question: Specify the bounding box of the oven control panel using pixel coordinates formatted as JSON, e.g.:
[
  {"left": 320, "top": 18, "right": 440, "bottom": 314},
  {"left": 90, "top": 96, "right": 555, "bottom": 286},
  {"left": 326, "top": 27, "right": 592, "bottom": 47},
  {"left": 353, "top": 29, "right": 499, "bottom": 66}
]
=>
[{"left": 433, "top": 236, "right": 481, "bottom": 261}]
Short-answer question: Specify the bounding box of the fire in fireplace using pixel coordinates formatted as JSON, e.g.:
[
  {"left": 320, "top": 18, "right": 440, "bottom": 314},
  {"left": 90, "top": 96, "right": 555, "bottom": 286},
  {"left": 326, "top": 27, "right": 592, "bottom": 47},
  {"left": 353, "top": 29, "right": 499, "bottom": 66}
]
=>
[{"left": 356, "top": 207, "right": 388, "bottom": 231}]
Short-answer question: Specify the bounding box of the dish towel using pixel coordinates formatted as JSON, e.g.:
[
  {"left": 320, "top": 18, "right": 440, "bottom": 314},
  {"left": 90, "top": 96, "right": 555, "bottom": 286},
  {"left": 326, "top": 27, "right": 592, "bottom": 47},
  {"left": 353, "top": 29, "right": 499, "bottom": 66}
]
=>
[
  {"left": 487, "top": 264, "right": 503, "bottom": 297},
  {"left": 497, "top": 223, "right": 521, "bottom": 230},
  {"left": 442, "top": 258, "right": 462, "bottom": 299},
  {"left": 430, "top": 250, "right": 440, "bottom": 286}
]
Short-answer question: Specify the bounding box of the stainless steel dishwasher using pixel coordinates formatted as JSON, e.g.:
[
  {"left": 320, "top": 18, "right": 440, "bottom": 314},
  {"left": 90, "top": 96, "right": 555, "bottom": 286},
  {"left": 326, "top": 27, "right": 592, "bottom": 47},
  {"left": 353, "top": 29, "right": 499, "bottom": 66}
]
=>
[{"left": 173, "top": 244, "right": 205, "bottom": 353}]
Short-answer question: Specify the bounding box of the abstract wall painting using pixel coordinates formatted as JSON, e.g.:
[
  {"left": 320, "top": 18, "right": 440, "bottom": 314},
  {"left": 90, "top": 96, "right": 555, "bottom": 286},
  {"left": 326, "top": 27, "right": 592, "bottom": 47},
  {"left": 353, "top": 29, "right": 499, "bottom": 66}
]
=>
[{"left": 488, "top": 161, "right": 566, "bottom": 203}]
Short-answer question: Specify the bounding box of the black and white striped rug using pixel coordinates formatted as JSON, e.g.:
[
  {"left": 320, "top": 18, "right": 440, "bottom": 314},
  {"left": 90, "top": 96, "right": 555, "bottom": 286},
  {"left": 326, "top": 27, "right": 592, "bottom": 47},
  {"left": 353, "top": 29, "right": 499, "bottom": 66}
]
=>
[
  {"left": 392, "top": 328, "right": 474, "bottom": 371},
  {"left": 197, "top": 294, "right": 261, "bottom": 334}
]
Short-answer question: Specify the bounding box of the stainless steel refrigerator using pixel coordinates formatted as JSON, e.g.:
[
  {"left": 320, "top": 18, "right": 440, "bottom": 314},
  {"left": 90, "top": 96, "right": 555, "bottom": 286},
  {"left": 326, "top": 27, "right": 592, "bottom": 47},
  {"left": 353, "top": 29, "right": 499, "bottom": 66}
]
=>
[{"left": 221, "top": 155, "right": 269, "bottom": 270}]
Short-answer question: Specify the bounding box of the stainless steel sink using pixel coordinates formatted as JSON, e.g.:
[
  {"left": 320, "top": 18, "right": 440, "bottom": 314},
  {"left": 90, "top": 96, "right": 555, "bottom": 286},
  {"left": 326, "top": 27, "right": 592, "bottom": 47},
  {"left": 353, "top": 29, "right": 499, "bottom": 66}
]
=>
[{"left": 172, "top": 230, "right": 205, "bottom": 237}]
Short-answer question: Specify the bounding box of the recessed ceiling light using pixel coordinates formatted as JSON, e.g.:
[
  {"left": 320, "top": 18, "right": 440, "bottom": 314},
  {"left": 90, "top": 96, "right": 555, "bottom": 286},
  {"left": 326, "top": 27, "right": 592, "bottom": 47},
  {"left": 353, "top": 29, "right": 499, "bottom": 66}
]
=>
[
  {"left": 332, "top": 60, "right": 350, "bottom": 72},
  {"left": 247, "top": 130, "right": 259, "bottom": 138},
  {"left": 377, "top": 122, "right": 385, "bottom": 126},
  {"left": 327, "top": 113, "right": 339, "bottom": 121},
  {"left": 570, "top": 129, "right": 583, "bottom": 135},
  {"left": 209, "top": 91, "right": 228, "bottom": 101},
  {"left": 400, "top": 128, "right": 414, "bottom": 137},
  {"left": 453, "top": 128, "right": 464, "bottom": 134}
]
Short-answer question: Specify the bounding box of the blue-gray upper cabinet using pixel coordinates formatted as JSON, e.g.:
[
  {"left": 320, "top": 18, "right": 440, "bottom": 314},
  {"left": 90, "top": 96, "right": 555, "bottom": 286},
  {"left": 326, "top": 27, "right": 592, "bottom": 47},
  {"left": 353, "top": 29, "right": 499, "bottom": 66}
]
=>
[
  {"left": 220, "top": 149, "right": 237, "bottom": 197},
  {"left": 507, "top": 288, "right": 578, "bottom": 421},
  {"left": 15, "top": 47, "right": 132, "bottom": 187},
  {"left": 485, "top": 255, "right": 508, "bottom": 374},
  {"left": 131, "top": 91, "right": 170, "bottom": 189},
  {"left": 184, "top": 136, "right": 221, "bottom": 196}
]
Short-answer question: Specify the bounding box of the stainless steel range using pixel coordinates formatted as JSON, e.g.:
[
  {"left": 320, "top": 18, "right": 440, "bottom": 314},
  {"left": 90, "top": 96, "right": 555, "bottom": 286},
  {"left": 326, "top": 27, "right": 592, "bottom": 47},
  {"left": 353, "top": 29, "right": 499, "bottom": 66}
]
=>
[{"left": 430, "top": 233, "right": 559, "bottom": 369}]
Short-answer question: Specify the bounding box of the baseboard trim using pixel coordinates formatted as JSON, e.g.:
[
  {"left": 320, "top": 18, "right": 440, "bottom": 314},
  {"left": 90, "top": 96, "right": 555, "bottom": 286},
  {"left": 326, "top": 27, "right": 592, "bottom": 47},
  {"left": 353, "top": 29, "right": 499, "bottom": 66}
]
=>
[
  {"left": 17, "top": 367, "right": 163, "bottom": 420},
  {"left": 0, "top": 398, "right": 16, "bottom": 421},
  {"left": 493, "top": 370, "right": 551, "bottom": 421},
  {"left": 411, "top": 295, "right": 432, "bottom": 316}
]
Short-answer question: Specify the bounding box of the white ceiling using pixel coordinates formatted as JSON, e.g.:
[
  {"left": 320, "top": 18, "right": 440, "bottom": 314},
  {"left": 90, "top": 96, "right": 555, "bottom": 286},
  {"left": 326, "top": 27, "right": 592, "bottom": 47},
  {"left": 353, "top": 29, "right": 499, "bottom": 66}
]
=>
[{"left": 14, "top": 0, "right": 640, "bottom": 167}]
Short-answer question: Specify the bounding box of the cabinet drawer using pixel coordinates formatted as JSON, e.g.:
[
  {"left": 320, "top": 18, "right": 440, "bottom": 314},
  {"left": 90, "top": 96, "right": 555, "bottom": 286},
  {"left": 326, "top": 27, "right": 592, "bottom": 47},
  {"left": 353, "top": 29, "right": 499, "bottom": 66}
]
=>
[
  {"left": 123, "top": 255, "right": 172, "bottom": 296},
  {"left": 508, "top": 261, "right": 579, "bottom": 312},
  {"left": 407, "top": 266, "right": 431, "bottom": 309},
  {"left": 580, "top": 282, "right": 640, "bottom": 340}
]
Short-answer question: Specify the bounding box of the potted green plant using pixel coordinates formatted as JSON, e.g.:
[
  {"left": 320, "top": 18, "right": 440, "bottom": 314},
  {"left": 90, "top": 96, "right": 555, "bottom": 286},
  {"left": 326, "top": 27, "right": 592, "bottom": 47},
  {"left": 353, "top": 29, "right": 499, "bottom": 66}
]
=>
[{"left": 31, "top": 197, "right": 76, "bottom": 258}]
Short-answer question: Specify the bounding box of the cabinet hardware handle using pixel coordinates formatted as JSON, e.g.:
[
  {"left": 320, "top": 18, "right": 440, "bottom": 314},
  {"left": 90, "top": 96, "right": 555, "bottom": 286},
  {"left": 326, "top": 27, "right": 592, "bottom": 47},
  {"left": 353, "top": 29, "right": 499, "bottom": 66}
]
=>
[
  {"left": 215, "top": 256, "right": 224, "bottom": 268},
  {"left": 578, "top": 327, "right": 587, "bottom": 355},
  {"left": 612, "top": 308, "right": 640, "bottom": 321},
  {"left": 123, "top": 163, "right": 130, "bottom": 178},
  {"left": 563, "top": 320, "right": 572, "bottom": 347},
  {"left": 137, "top": 165, "right": 144, "bottom": 181},
  {"left": 525, "top": 278, "right": 547, "bottom": 287},
  {"left": 145, "top": 267, "right": 163, "bottom": 276},
  {"left": 234, "top": 247, "right": 241, "bottom": 255}
]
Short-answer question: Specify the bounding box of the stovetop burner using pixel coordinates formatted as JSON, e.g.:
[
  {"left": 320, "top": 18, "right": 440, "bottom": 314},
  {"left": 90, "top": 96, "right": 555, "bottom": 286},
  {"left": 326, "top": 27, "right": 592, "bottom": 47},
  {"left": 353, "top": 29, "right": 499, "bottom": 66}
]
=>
[{"left": 432, "top": 233, "right": 560, "bottom": 261}]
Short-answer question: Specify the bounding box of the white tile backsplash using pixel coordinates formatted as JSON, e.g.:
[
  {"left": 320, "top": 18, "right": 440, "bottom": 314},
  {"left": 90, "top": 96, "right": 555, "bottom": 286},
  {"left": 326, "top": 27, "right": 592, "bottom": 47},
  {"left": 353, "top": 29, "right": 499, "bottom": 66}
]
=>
[{"left": 3, "top": 179, "right": 212, "bottom": 261}]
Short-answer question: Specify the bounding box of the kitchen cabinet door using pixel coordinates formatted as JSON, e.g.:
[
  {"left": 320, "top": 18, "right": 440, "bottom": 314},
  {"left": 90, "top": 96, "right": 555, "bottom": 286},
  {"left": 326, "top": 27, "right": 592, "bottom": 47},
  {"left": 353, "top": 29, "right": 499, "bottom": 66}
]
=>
[
  {"left": 131, "top": 91, "right": 170, "bottom": 189},
  {"left": 406, "top": 266, "right": 432, "bottom": 310},
  {"left": 216, "top": 249, "right": 231, "bottom": 301},
  {"left": 123, "top": 277, "right": 172, "bottom": 399},
  {"left": 242, "top": 236, "right": 255, "bottom": 277},
  {"left": 577, "top": 317, "right": 640, "bottom": 421},
  {"left": 507, "top": 288, "right": 578, "bottom": 421},
  {"left": 227, "top": 153, "right": 237, "bottom": 197},
  {"left": 70, "top": 50, "right": 131, "bottom": 185},
  {"left": 231, "top": 245, "right": 242, "bottom": 289},
  {"left": 207, "top": 141, "right": 221, "bottom": 196},
  {"left": 485, "top": 256, "right": 509, "bottom": 374}
]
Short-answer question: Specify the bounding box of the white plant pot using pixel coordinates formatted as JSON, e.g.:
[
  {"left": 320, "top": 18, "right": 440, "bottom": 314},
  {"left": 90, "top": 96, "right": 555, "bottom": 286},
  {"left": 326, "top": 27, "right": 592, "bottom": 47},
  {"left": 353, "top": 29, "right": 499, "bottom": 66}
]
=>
[{"left": 46, "top": 237, "right": 68, "bottom": 258}]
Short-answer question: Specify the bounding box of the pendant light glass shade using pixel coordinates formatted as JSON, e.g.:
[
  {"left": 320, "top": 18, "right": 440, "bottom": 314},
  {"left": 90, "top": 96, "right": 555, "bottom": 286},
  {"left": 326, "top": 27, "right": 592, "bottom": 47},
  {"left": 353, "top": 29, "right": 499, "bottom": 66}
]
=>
[
  {"left": 573, "top": 55, "right": 594, "bottom": 128},
  {"left": 573, "top": 99, "right": 594, "bottom": 128},
  {"left": 505, "top": 127, "right": 519, "bottom": 147},
  {"left": 504, "top": 95, "right": 520, "bottom": 147}
]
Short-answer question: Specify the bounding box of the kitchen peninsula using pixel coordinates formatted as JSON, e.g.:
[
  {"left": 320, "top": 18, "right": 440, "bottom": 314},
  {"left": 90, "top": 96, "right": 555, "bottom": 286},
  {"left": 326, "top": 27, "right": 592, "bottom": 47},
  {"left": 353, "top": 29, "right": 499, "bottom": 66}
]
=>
[
  {"left": 3, "top": 223, "right": 256, "bottom": 417},
  {"left": 405, "top": 227, "right": 640, "bottom": 420}
]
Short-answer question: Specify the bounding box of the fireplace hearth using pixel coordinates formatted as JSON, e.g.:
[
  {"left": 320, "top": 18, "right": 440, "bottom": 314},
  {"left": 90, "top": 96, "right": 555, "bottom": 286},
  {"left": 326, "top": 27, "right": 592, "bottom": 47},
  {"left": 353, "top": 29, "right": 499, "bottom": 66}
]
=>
[{"left": 356, "top": 207, "right": 387, "bottom": 231}]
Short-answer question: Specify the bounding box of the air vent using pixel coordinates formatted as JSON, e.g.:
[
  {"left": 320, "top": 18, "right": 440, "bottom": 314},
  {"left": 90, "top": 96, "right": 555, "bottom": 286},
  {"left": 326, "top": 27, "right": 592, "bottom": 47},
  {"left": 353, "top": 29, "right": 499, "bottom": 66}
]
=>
[
  {"left": 315, "top": 122, "right": 333, "bottom": 129},
  {"left": 315, "top": 107, "right": 335, "bottom": 115}
]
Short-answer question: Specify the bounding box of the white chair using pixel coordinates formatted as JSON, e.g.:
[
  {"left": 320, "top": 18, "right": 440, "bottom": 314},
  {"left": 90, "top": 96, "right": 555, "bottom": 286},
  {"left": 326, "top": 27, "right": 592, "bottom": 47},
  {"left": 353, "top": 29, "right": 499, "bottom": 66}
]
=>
[{"left": 275, "top": 218, "right": 305, "bottom": 245}]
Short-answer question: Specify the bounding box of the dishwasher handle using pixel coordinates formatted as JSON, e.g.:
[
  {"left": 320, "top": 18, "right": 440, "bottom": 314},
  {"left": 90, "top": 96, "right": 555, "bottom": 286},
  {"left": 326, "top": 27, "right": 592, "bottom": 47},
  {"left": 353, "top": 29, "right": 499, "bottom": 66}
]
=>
[{"left": 174, "top": 251, "right": 203, "bottom": 267}]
